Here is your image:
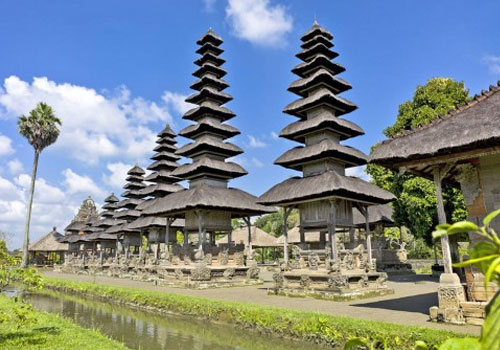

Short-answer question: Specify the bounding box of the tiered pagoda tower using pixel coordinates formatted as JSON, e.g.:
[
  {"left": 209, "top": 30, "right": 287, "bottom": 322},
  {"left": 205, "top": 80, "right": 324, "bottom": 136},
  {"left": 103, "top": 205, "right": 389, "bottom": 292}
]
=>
[
  {"left": 143, "top": 29, "right": 272, "bottom": 257},
  {"left": 129, "top": 125, "right": 184, "bottom": 257},
  {"left": 107, "top": 165, "right": 146, "bottom": 252},
  {"left": 259, "top": 22, "right": 394, "bottom": 266}
]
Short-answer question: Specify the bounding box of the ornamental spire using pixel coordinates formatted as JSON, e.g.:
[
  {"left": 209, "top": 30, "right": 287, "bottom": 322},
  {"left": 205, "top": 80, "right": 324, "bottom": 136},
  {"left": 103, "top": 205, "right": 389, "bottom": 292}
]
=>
[{"left": 172, "top": 28, "right": 247, "bottom": 185}]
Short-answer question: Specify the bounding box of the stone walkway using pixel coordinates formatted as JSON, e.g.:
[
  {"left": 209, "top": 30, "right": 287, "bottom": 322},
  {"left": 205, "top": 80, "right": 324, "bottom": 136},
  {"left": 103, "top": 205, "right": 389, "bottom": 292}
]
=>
[{"left": 42, "top": 270, "right": 480, "bottom": 335}]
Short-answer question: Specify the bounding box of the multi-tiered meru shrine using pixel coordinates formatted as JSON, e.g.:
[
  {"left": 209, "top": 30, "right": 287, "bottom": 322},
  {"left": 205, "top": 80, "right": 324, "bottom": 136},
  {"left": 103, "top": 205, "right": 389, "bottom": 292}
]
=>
[
  {"left": 259, "top": 22, "right": 395, "bottom": 300},
  {"left": 141, "top": 29, "right": 274, "bottom": 287}
]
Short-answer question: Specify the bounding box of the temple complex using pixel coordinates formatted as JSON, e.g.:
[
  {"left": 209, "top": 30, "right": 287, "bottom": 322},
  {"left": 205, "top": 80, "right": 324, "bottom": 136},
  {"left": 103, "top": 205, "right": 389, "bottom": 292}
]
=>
[
  {"left": 370, "top": 81, "right": 500, "bottom": 325},
  {"left": 259, "top": 22, "right": 395, "bottom": 300},
  {"left": 141, "top": 29, "right": 274, "bottom": 287}
]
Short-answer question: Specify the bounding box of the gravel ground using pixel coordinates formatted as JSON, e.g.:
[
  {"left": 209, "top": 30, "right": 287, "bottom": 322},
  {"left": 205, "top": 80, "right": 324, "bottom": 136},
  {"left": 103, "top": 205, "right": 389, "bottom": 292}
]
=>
[{"left": 42, "top": 269, "right": 480, "bottom": 336}]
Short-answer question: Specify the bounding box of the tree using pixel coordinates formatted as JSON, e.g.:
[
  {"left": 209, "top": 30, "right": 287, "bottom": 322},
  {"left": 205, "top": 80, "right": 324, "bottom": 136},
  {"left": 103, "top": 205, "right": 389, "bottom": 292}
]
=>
[
  {"left": 368, "top": 78, "right": 468, "bottom": 242},
  {"left": 18, "top": 102, "right": 61, "bottom": 268},
  {"left": 255, "top": 208, "right": 299, "bottom": 237}
]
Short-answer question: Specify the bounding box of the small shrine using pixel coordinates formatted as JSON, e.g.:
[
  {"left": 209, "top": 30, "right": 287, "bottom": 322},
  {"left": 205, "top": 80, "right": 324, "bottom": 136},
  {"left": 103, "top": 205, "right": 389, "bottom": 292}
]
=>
[
  {"left": 141, "top": 29, "right": 274, "bottom": 288},
  {"left": 259, "top": 22, "right": 395, "bottom": 300}
]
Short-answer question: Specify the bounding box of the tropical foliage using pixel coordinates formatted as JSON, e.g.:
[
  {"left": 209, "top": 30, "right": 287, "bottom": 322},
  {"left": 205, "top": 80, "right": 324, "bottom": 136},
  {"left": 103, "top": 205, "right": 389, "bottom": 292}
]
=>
[
  {"left": 18, "top": 102, "right": 61, "bottom": 268},
  {"left": 368, "top": 78, "right": 469, "bottom": 243},
  {"left": 255, "top": 208, "right": 299, "bottom": 237}
]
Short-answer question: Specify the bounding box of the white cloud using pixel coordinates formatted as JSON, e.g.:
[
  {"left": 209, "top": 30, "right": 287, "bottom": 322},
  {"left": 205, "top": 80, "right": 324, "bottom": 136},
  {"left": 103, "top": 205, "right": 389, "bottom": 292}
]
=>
[
  {"left": 345, "top": 165, "right": 370, "bottom": 181},
  {"left": 247, "top": 135, "right": 267, "bottom": 148},
  {"left": 270, "top": 131, "right": 279, "bottom": 139},
  {"left": 0, "top": 76, "right": 179, "bottom": 164},
  {"left": 0, "top": 169, "right": 108, "bottom": 250},
  {"left": 251, "top": 157, "right": 264, "bottom": 167},
  {"left": 7, "top": 159, "right": 23, "bottom": 175},
  {"left": 162, "top": 91, "right": 193, "bottom": 115},
  {"left": 62, "top": 168, "right": 105, "bottom": 198},
  {"left": 203, "top": 0, "right": 217, "bottom": 11},
  {"left": 226, "top": 0, "right": 293, "bottom": 47},
  {"left": 15, "top": 173, "right": 65, "bottom": 204},
  {"left": 0, "top": 133, "right": 14, "bottom": 156},
  {"left": 103, "top": 162, "right": 133, "bottom": 189},
  {"left": 482, "top": 55, "right": 500, "bottom": 74}
]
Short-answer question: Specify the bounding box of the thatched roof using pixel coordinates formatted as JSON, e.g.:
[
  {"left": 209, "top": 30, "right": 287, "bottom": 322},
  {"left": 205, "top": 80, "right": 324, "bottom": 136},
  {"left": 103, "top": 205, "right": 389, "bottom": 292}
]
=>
[
  {"left": 301, "top": 21, "right": 333, "bottom": 42},
  {"left": 216, "top": 225, "right": 279, "bottom": 247},
  {"left": 29, "top": 227, "right": 67, "bottom": 252},
  {"left": 283, "top": 87, "right": 357, "bottom": 119},
  {"left": 258, "top": 171, "right": 395, "bottom": 206},
  {"left": 353, "top": 204, "right": 394, "bottom": 227},
  {"left": 279, "top": 111, "right": 364, "bottom": 142},
  {"left": 64, "top": 221, "right": 86, "bottom": 233},
  {"left": 183, "top": 103, "right": 235, "bottom": 122},
  {"left": 275, "top": 138, "right": 368, "bottom": 170},
  {"left": 170, "top": 157, "right": 247, "bottom": 180},
  {"left": 179, "top": 118, "right": 240, "bottom": 139},
  {"left": 127, "top": 217, "right": 184, "bottom": 230},
  {"left": 196, "top": 28, "right": 223, "bottom": 46},
  {"left": 370, "top": 82, "right": 500, "bottom": 180},
  {"left": 142, "top": 185, "right": 275, "bottom": 218},
  {"left": 288, "top": 68, "right": 351, "bottom": 97},
  {"left": 176, "top": 135, "right": 243, "bottom": 158},
  {"left": 276, "top": 226, "right": 326, "bottom": 244},
  {"left": 296, "top": 42, "right": 338, "bottom": 62},
  {"left": 292, "top": 55, "right": 345, "bottom": 78},
  {"left": 186, "top": 86, "right": 233, "bottom": 105}
]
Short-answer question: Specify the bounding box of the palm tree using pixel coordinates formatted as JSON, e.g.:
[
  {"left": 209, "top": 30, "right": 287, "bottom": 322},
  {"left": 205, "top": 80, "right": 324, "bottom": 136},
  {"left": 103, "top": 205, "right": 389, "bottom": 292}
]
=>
[{"left": 18, "top": 102, "right": 61, "bottom": 268}]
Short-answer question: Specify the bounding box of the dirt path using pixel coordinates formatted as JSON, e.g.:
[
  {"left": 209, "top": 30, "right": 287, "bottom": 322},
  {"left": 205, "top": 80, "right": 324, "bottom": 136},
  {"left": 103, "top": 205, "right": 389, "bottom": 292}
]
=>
[{"left": 42, "top": 270, "right": 480, "bottom": 336}]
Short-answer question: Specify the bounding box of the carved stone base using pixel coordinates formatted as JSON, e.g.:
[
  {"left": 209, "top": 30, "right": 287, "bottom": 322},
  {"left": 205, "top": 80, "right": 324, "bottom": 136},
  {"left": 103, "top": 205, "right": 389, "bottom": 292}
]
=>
[
  {"left": 271, "top": 269, "right": 393, "bottom": 301},
  {"left": 429, "top": 273, "right": 466, "bottom": 325},
  {"left": 156, "top": 265, "right": 263, "bottom": 289}
]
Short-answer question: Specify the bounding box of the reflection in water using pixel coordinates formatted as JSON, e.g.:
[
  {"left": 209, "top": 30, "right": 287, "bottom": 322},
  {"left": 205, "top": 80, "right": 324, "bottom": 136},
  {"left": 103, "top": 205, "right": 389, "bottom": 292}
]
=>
[{"left": 23, "top": 292, "right": 322, "bottom": 350}]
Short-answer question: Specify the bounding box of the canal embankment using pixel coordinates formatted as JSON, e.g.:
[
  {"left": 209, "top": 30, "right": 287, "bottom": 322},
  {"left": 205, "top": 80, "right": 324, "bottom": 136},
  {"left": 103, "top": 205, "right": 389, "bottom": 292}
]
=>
[
  {"left": 41, "top": 276, "right": 473, "bottom": 349},
  {"left": 0, "top": 292, "right": 131, "bottom": 350}
]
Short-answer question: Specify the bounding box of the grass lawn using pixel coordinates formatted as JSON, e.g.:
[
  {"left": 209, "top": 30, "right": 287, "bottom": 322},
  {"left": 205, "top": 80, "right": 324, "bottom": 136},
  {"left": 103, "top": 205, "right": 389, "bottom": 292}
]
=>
[
  {"left": 43, "top": 276, "right": 475, "bottom": 349},
  {"left": 0, "top": 293, "right": 131, "bottom": 350}
]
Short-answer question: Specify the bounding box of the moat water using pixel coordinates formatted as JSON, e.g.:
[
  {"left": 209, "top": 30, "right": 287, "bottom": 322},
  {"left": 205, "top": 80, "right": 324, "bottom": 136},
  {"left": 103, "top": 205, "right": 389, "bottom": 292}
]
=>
[{"left": 20, "top": 290, "right": 322, "bottom": 350}]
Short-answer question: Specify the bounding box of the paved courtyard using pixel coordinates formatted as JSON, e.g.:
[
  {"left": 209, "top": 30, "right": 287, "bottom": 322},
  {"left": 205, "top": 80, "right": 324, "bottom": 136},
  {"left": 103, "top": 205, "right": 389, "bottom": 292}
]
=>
[{"left": 42, "top": 270, "right": 480, "bottom": 335}]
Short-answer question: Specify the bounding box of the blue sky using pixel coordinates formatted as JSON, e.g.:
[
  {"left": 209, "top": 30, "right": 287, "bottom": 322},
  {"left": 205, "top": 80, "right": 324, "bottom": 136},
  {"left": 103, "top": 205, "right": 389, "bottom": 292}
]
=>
[{"left": 0, "top": 0, "right": 499, "bottom": 248}]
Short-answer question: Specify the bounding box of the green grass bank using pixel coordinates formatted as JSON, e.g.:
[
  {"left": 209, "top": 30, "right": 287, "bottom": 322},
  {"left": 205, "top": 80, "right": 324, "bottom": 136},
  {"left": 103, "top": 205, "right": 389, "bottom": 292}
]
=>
[
  {"left": 42, "top": 276, "right": 471, "bottom": 349},
  {"left": 0, "top": 293, "right": 130, "bottom": 350}
]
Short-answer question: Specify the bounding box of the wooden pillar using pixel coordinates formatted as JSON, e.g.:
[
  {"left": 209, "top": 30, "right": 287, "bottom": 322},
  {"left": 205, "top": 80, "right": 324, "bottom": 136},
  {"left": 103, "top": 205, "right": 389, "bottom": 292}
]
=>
[
  {"left": 363, "top": 205, "right": 373, "bottom": 265},
  {"left": 228, "top": 228, "right": 232, "bottom": 245},
  {"left": 433, "top": 167, "right": 453, "bottom": 274},
  {"left": 165, "top": 218, "right": 171, "bottom": 254},
  {"left": 328, "top": 200, "right": 337, "bottom": 261},
  {"left": 155, "top": 229, "right": 161, "bottom": 259},
  {"left": 243, "top": 217, "right": 252, "bottom": 251},
  {"left": 349, "top": 227, "right": 355, "bottom": 244},
  {"left": 197, "top": 210, "right": 204, "bottom": 249},
  {"left": 283, "top": 207, "right": 291, "bottom": 263},
  {"left": 299, "top": 225, "right": 305, "bottom": 245},
  {"left": 183, "top": 228, "right": 189, "bottom": 248}
]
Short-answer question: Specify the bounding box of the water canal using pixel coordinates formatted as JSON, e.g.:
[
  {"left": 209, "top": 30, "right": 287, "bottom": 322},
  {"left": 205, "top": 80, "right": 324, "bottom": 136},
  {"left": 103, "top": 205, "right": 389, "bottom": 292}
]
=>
[{"left": 20, "top": 290, "right": 324, "bottom": 350}]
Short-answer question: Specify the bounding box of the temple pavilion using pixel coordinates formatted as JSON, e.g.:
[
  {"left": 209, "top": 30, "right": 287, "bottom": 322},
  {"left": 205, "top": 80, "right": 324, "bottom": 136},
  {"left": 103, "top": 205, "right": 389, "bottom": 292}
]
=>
[
  {"left": 128, "top": 124, "right": 184, "bottom": 259},
  {"left": 258, "top": 22, "right": 395, "bottom": 299},
  {"left": 142, "top": 29, "right": 273, "bottom": 286},
  {"left": 370, "top": 81, "right": 500, "bottom": 325}
]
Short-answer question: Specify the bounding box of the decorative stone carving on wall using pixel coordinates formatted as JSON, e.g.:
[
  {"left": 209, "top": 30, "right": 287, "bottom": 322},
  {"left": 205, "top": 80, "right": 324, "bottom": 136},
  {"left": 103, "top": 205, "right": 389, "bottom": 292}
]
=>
[
  {"left": 328, "top": 275, "right": 349, "bottom": 289},
  {"left": 191, "top": 266, "right": 211, "bottom": 281}
]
